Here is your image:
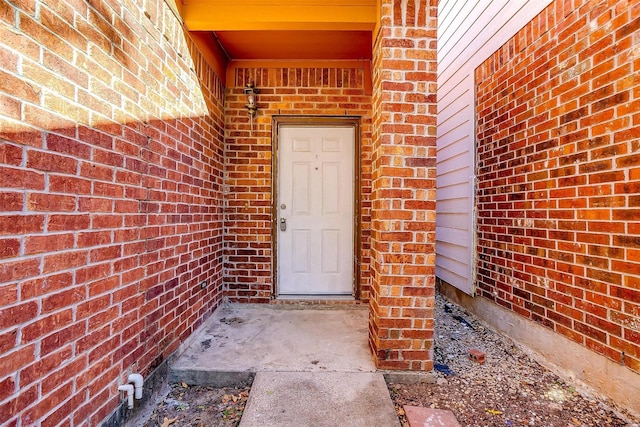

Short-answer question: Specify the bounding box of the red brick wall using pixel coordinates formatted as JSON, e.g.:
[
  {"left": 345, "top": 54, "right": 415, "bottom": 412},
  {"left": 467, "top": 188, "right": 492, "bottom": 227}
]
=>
[
  {"left": 224, "top": 66, "right": 373, "bottom": 302},
  {"left": 0, "top": 0, "right": 225, "bottom": 424},
  {"left": 476, "top": 0, "right": 640, "bottom": 373},
  {"left": 369, "top": 0, "right": 438, "bottom": 370}
]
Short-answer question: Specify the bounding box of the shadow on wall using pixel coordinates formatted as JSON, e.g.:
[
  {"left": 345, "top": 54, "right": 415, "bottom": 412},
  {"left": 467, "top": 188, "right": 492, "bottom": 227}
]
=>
[{"left": 0, "top": 0, "right": 228, "bottom": 425}]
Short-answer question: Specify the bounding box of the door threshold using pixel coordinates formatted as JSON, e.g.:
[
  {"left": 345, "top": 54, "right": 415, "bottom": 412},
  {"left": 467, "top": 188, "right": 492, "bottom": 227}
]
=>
[{"left": 272, "top": 295, "right": 365, "bottom": 308}]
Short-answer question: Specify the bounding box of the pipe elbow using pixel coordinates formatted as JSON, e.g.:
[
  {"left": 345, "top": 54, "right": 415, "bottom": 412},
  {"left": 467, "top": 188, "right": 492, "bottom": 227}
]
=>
[
  {"left": 118, "top": 384, "right": 135, "bottom": 409},
  {"left": 128, "top": 373, "right": 144, "bottom": 399}
]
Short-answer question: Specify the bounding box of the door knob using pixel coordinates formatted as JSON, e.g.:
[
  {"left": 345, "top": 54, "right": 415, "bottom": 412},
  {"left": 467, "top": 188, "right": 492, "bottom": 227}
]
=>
[{"left": 279, "top": 217, "right": 287, "bottom": 232}]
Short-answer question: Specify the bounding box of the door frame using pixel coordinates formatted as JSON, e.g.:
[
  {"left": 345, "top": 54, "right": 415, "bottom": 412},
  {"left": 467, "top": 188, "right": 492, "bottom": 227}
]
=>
[{"left": 271, "top": 116, "right": 362, "bottom": 299}]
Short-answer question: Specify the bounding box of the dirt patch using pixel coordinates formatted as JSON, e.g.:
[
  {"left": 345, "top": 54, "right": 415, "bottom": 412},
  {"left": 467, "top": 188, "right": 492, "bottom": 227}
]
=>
[
  {"left": 142, "top": 383, "right": 250, "bottom": 427},
  {"left": 388, "top": 294, "right": 640, "bottom": 427}
]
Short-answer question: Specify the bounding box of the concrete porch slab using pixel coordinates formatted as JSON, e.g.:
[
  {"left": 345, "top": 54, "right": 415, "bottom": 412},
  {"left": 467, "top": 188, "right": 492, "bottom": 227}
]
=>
[
  {"left": 170, "top": 304, "right": 403, "bottom": 426},
  {"left": 169, "top": 304, "right": 375, "bottom": 386},
  {"left": 239, "top": 371, "right": 401, "bottom": 427}
]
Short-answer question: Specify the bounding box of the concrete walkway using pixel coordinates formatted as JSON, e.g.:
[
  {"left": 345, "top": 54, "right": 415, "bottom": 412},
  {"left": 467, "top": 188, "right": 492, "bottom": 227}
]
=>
[{"left": 170, "top": 304, "right": 400, "bottom": 426}]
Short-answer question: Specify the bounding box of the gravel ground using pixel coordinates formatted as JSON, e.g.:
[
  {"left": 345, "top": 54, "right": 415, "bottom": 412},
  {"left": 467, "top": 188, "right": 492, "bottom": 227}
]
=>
[
  {"left": 388, "top": 293, "right": 640, "bottom": 427},
  {"left": 142, "top": 383, "right": 250, "bottom": 427}
]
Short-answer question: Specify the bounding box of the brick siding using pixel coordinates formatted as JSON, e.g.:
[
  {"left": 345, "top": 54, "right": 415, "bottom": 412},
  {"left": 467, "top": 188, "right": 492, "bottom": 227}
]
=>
[
  {"left": 224, "top": 66, "right": 373, "bottom": 302},
  {"left": 0, "top": 0, "right": 225, "bottom": 424},
  {"left": 476, "top": 0, "right": 640, "bottom": 373},
  {"left": 369, "top": 0, "right": 438, "bottom": 370}
]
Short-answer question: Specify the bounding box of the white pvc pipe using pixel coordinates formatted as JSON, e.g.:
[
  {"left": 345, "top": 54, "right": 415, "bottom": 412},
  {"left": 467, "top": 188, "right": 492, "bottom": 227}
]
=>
[
  {"left": 128, "top": 373, "right": 144, "bottom": 400},
  {"left": 118, "top": 384, "right": 135, "bottom": 409}
]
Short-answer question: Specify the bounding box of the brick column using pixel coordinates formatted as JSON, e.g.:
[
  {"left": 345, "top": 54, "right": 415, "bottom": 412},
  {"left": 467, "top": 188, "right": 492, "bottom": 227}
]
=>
[{"left": 369, "top": 0, "right": 437, "bottom": 370}]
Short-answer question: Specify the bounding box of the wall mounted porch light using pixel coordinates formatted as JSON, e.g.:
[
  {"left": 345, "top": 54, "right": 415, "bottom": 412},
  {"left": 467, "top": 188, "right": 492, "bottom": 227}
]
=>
[{"left": 244, "top": 82, "right": 258, "bottom": 135}]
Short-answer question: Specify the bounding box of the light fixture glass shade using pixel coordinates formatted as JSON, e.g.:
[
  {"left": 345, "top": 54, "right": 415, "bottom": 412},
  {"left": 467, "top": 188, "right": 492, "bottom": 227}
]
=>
[{"left": 244, "top": 83, "right": 258, "bottom": 117}]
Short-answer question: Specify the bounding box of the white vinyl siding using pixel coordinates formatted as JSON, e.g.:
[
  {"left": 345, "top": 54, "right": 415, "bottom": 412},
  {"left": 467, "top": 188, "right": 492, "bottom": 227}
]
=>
[{"left": 436, "top": 0, "right": 553, "bottom": 295}]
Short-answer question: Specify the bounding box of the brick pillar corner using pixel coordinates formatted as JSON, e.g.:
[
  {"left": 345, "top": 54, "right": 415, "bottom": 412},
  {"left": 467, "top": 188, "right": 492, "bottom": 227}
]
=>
[{"left": 369, "top": 0, "right": 438, "bottom": 371}]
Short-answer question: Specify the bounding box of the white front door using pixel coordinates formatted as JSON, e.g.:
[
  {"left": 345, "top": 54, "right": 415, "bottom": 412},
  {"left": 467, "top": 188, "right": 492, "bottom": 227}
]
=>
[{"left": 277, "top": 126, "right": 355, "bottom": 295}]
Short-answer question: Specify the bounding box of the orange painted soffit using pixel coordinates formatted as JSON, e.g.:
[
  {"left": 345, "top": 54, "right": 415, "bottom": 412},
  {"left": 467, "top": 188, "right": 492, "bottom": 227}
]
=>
[
  {"left": 214, "top": 30, "right": 372, "bottom": 61},
  {"left": 180, "top": 0, "right": 377, "bottom": 31}
]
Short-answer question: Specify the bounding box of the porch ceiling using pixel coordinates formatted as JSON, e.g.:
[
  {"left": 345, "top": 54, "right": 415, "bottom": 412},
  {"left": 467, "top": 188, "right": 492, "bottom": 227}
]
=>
[{"left": 177, "top": 0, "right": 377, "bottom": 61}]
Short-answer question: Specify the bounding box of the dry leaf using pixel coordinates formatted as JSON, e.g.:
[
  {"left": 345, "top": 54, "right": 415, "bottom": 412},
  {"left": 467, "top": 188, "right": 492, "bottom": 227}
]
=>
[
  {"left": 181, "top": 382, "right": 188, "bottom": 388},
  {"left": 485, "top": 408, "right": 503, "bottom": 415},
  {"left": 160, "top": 416, "right": 177, "bottom": 427}
]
